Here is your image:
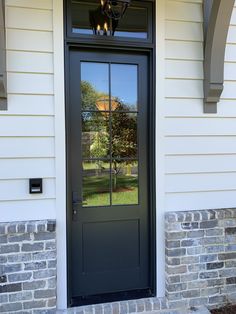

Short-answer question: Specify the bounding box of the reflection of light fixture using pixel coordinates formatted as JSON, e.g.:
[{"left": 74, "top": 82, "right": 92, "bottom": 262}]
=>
[
  {"left": 101, "top": 0, "right": 131, "bottom": 20},
  {"left": 96, "top": 97, "right": 119, "bottom": 112},
  {"left": 89, "top": 6, "right": 118, "bottom": 36}
]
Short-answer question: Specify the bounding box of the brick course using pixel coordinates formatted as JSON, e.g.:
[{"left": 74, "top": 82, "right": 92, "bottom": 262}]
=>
[
  {"left": 165, "top": 208, "right": 236, "bottom": 310},
  {"left": 0, "top": 220, "right": 56, "bottom": 313}
]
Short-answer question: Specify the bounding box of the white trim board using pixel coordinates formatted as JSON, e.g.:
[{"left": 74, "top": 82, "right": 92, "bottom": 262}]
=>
[
  {"left": 155, "top": 0, "right": 166, "bottom": 298},
  {"left": 53, "top": 0, "right": 67, "bottom": 310}
]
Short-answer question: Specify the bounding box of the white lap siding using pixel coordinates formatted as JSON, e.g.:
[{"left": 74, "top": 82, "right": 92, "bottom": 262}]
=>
[
  {"left": 0, "top": 0, "right": 55, "bottom": 221},
  {"left": 165, "top": 0, "right": 236, "bottom": 211}
]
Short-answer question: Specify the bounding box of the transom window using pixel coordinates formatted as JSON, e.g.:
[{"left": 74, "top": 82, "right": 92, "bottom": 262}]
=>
[{"left": 67, "top": 0, "right": 153, "bottom": 42}]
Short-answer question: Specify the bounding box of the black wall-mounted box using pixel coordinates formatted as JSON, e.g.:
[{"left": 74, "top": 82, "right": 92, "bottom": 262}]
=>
[{"left": 29, "top": 178, "right": 43, "bottom": 194}]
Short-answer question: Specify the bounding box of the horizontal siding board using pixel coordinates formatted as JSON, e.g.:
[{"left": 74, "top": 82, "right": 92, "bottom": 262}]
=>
[
  {"left": 6, "top": 29, "right": 53, "bottom": 52},
  {"left": 0, "top": 199, "right": 56, "bottom": 222},
  {"left": 7, "top": 51, "right": 53, "bottom": 74},
  {"left": 166, "top": 172, "right": 236, "bottom": 193},
  {"left": 0, "top": 116, "right": 54, "bottom": 136},
  {"left": 166, "top": 155, "right": 236, "bottom": 174},
  {"left": 165, "top": 40, "right": 203, "bottom": 60},
  {"left": 166, "top": 137, "right": 236, "bottom": 155},
  {"left": 6, "top": 6, "right": 53, "bottom": 31},
  {"left": 0, "top": 138, "right": 54, "bottom": 158},
  {"left": 165, "top": 79, "right": 203, "bottom": 98},
  {"left": 166, "top": 60, "right": 203, "bottom": 79},
  {"left": 166, "top": 1, "right": 202, "bottom": 22},
  {"left": 7, "top": 73, "right": 53, "bottom": 94},
  {"left": 6, "top": 0, "right": 53, "bottom": 10},
  {"left": 227, "top": 25, "right": 236, "bottom": 43},
  {"left": 171, "top": 0, "right": 202, "bottom": 3},
  {"left": 230, "top": 7, "right": 236, "bottom": 25},
  {"left": 166, "top": 118, "right": 236, "bottom": 136},
  {"left": 221, "top": 81, "right": 236, "bottom": 99},
  {"left": 0, "top": 158, "right": 55, "bottom": 179},
  {"left": 166, "top": 190, "right": 236, "bottom": 211},
  {"left": 224, "top": 62, "right": 236, "bottom": 81},
  {"left": 166, "top": 20, "right": 203, "bottom": 41},
  {"left": 1, "top": 95, "right": 54, "bottom": 116},
  {"left": 165, "top": 99, "right": 236, "bottom": 117},
  {"left": 225, "top": 44, "right": 236, "bottom": 62},
  {"left": 0, "top": 178, "right": 55, "bottom": 201}
]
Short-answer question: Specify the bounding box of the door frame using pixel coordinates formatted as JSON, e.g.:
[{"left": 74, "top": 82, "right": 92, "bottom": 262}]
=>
[{"left": 64, "top": 0, "right": 156, "bottom": 307}]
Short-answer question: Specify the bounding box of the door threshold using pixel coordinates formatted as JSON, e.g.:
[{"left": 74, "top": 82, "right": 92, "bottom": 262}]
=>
[
  {"left": 63, "top": 295, "right": 167, "bottom": 313},
  {"left": 71, "top": 289, "right": 153, "bottom": 307}
]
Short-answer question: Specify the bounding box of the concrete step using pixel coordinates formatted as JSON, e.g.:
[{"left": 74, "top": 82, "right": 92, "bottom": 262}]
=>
[{"left": 143, "top": 306, "right": 211, "bottom": 314}]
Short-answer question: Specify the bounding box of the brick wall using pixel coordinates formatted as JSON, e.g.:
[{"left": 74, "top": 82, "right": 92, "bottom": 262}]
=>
[
  {"left": 165, "top": 209, "right": 236, "bottom": 310},
  {"left": 0, "top": 220, "right": 56, "bottom": 313}
]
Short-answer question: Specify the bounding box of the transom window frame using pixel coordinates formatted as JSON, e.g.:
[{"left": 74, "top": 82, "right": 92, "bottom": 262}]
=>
[{"left": 66, "top": 0, "right": 154, "bottom": 45}]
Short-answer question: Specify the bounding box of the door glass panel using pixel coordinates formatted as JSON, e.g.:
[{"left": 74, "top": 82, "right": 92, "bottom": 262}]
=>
[
  {"left": 111, "top": 64, "right": 138, "bottom": 111},
  {"left": 81, "top": 62, "right": 139, "bottom": 207},
  {"left": 112, "top": 113, "right": 137, "bottom": 159},
  {"left": 83, "top": 161, "right": 110, "bottom": 207},
  {"left": 112, "top": 161, "right": 138, "bottom": 205},
  {"left": 82, "top": 112, "right": 110, "bottom": 159},
  {"left": 81, "top": 62, "right": 109, "bottom": 111}
]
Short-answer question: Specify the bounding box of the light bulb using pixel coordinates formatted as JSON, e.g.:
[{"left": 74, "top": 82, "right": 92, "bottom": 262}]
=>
[{"left": 104, "top": 22, "right": 108, "bottom": 32}]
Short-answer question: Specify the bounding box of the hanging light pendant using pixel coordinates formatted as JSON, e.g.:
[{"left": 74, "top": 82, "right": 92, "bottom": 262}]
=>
[{"left": 101, "top": 0, "right": 131, "bottom": 20}]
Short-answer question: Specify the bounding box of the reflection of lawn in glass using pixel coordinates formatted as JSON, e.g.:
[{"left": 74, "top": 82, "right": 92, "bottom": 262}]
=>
[
  {"left": 83, "top": 162, "right": 110, "bottom": 170},
  {"left": 83, "top": 175, "right": 138, "bottom": 206}
]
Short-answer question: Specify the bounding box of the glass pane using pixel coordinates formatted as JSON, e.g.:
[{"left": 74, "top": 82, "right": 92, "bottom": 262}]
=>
[
  {"left": 82, "top": 112, "right": 110, "bottom": 159},
  {"left": 111, "top": 64, "right": 138, "bottom": 111},
  {"left": 112, "top": 161, "right": 138, "bottom": 205},
  {"left": 112, "top": 113, "right": 137, "bottom": 159},
  {"left": 81, "top": 62, "right": 109, "bottom": 111},
  {"left": 115, "top": 6, "right": 148, "bottom": 39},
  {"left": 83, "top": 161, "right": 110, "bottom": 207},
  {"left": 72, "top": 1, "right": 99, "bottom": 35},
  {"left": 71, "top": 1, "right": 148, "bottom": 40}
]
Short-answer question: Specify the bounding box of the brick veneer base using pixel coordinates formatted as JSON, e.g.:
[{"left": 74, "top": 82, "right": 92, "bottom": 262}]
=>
[
  {"left": 165, "top": 208, "right": 236, "bottom": 310},
  {"left": 0, "top": 220, "right": 56, "bottom": 313}
]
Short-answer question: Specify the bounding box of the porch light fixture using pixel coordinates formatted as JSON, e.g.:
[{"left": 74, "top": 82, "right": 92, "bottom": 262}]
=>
[{"left": 101, "top": 0, "right": 131, "bottom": 21}]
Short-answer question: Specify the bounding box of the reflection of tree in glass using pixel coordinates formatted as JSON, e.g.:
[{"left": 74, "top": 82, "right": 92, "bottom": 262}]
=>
[
  {"left": 81, "top": 80, "right": 98, "bottom": 110},
  {"left": 111, "top": 109, "right": 137, "bottom": 190},
  {"left": 81, "top": 81, "right": 137, "bottom": 192}
]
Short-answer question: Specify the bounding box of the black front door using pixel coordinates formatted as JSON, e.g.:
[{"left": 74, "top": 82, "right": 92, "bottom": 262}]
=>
[{"left": 68, "top": 49, "right": 151, "bottom": 305}]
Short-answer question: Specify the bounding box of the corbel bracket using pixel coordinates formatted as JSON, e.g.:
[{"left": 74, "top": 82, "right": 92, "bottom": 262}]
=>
[
  {"left": 204, "top": 0, "right": 234, "bottom": 113},
  {"left": 0, "top": 0, "right": 6, "bottom": 110}
]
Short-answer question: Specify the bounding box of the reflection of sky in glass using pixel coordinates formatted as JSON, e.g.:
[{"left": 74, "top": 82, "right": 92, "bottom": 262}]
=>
[
  {"left": 81, "top": 62, "right": 138, "bottom": 111},
  {"left": 81, "top": 62, "right": 109, "bottom": 95},
  {"left": 111, "top": 64, "right": 137, "bottom": 111}
]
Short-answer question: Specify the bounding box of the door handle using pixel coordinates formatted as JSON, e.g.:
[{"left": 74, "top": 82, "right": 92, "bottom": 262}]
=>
[
  {"left": 72, "top": 200, "right": 82, "bottom": 211},
  {"left": 72, "top": 192, "right": 82, "bottom": 217}
]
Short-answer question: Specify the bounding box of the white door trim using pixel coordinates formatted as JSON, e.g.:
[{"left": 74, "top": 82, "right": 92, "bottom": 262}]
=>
[{"left": 53, "top": 0, "right": 67, "bottom": 309}]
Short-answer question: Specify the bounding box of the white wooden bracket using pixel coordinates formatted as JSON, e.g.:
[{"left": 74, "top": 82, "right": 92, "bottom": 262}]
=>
[
  {"left": 204, "top": 0, "right": 234, "bottom": 113},
  {"left": 0, "top": 0, "right": 6, "bottom": 110}
]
